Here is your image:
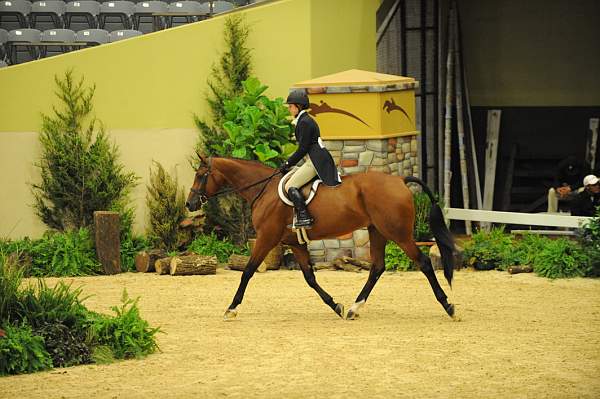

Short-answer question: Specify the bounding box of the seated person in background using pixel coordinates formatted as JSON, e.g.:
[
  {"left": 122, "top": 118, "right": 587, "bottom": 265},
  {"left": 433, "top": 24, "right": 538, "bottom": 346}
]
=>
[
  {"left": 570, "top": 175, "right": 600, "bottom": 216},
  {"left": 547, "top": 156, "right": 589, "bottom": 213}
]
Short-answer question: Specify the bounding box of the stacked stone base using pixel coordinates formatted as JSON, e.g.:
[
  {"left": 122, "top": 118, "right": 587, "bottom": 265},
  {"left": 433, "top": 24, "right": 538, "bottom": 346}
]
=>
[{"left": 307, "top": 135, "right": 419, "bottom": 263}]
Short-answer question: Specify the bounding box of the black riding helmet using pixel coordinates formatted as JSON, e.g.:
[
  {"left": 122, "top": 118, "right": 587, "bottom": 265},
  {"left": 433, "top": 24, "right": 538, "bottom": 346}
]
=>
[{"left": 286, "top": 90, "right": 309, "bottom": 109}]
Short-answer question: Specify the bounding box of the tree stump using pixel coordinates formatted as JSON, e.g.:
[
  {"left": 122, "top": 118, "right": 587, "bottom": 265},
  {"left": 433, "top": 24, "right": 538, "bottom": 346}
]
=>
[
  {"left": 430, "top": 244, "right": 464, "bottom": 270},
  {"left": 94, "top": 211, "right": 121, "bottom": 275},
  {"left": 155, "top": 257, "right": 173, "bottom": 275},
  {"left": 135, "top": 249, "right": 166, "bottom": 273},
  {"left": 170, "top": 255, "right": 217, "bottom": 275},
  {"left": 228, "top": 254, "right": 250, "bottom": 271}
]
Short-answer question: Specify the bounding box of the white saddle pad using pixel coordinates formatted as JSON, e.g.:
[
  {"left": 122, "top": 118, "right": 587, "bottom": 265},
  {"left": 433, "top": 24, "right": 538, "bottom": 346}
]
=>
[{"left": 278, "top": 169, "right": 322, "bottom": 206}]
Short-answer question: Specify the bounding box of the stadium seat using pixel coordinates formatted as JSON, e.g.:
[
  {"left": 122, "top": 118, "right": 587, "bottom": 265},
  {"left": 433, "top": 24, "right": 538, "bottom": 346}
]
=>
[
  {"left": 132, "top": 0, "right": 166, "bottom": 32},
  {"left": 165, "top": 0, "right": 207, "bottom": 28},
  {"left": 108, "top": 27, "right": 139, "bottom": 41},
  {"left": 211, "top": 0, "right": 232, "bottom": 14},
  {"left": 30, "top": 0, "right": 65, "bottom": 29},
  {"left": 75, "top": 27, "right": 107, "bottom": 44},
  {"left": 0, "top": 27, "right": 8, "bottom": 60},
  {"left": 39, "top": 27, "right": 74, "bottom": 56},
  {"left": 7, "top": 28, "right": 40, "bottom": 63},
  {"left": 98, "top": 1, "right": 134, "bottom": 30},
  {"left": 0, "top": 0, "right": 32, "bottom": 28},
  {"left": 64, "top": 0, "right": 99, "bottom": 28}
]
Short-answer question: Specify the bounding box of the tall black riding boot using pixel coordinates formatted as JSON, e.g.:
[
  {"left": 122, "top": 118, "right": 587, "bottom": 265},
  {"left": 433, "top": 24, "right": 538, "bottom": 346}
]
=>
[{"left": 288, "top": 187, "right": 314, "bottom": 228}]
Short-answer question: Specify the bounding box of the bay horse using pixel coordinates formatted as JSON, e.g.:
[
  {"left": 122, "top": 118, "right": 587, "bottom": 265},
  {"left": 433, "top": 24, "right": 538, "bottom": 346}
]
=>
[{"left": 186, "top": 155, "right": 456, "bottom": 320}]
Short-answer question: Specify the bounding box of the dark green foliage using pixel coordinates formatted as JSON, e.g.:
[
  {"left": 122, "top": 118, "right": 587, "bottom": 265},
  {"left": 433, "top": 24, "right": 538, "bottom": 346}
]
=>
[
  {"left": 146, "top": 161, "right": 187, "bottom": 252},
  {"left": 188, "top": 232, "right": 248, "bottom": 263},
  {"left": 533, "top": 238, "right": 589, "bottom": 279},
  {"left": 413, "top": 191, "right": 433, "bottom": 241},
  {"left": 577, "top": 207, "right": 600, "bottom": 277},
  {"left": 194, "top": 14, "right": 252, "bottom": 155},
  {"left": 497, "top": 233, "right": 548, "bottom": 271},
  {"left": 463, "top": 226, "right": 514, "bottom": 269},
  {"left": 27, "top": 229, "right": 101, "bottom": 277},
  {"left": 31, "top": 70, "right": 137, "bottom": 231},
  {"left": 32, "top": 322, "right": 91, "bottom": 367},
  {"left": 117, "top": 207, "right": 149, "bottom": 272},
  {"left": 87, "top": 290, "right": 160, "bottom": 359},
  {"left": 0, "top": 252, "right": 24, "bottom": 324},
  {"left": 384, "top": 242, "right": 429, "bottom": 271},
  {"left": 0, "top": 323, "right": 52, "bottom": 375}
]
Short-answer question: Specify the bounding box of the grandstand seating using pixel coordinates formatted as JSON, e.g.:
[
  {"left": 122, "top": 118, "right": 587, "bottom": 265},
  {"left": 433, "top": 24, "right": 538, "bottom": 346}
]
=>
[
  {"left": 1, "top": 0, "right": 245, "bottom": 65},
  {"left": 108, "top": 27, "right": 139, "bottom": 41},
  {"left": 30, "top": 0, "right": 65, "bottom": 29}
]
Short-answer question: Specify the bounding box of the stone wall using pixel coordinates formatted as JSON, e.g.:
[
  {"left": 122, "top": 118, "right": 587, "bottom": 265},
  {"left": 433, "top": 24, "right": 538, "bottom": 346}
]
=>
[{"left": 307, "top": 134, "right": 419, "bottom": 263}]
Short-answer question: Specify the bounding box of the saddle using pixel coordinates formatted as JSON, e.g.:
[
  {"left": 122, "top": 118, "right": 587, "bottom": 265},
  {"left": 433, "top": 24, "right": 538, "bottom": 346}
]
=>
[{"left": 277, "top": 168, "right": 322, "bottom": 206}]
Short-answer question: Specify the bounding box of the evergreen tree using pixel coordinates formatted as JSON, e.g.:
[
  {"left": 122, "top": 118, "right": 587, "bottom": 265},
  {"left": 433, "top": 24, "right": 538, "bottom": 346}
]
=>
[{"left": 32, "top": 70, "right": 138, "bottom": 231}]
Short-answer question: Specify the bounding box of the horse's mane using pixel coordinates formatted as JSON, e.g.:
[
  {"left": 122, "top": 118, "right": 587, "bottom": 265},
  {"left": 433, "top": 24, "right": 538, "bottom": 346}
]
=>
[{"left": 213, "top": 156, "right": 277, "bottom": 172}]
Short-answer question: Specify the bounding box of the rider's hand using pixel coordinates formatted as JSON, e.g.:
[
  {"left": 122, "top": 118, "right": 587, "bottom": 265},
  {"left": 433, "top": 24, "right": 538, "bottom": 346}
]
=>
[{"left": 279, "top": 162, "right": 291, "bottom": 175}]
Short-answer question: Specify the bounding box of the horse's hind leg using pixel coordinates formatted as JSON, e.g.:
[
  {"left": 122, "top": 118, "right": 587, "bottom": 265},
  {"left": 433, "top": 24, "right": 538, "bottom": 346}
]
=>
[
  {"left": 347, "top": 225, "right": 386, "bottom": 320},
  {"left": 289, "top": 244, "right": 345, "bottom": 318},
  {"left": 398, "top": 240, "right": 455, "bottom": 318}
]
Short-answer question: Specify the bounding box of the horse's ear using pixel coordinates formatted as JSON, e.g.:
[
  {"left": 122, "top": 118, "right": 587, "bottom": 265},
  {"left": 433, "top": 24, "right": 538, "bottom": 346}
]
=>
[{"left": 196, "top": 151, "right": 206, "bottom": 165}]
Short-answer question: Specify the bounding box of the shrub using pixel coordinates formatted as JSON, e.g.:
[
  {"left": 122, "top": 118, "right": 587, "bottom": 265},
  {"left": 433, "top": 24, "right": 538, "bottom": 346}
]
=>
[
  {"left": 384, "top": 242, "right": 429, "bottom": 271},
  {"left": 463, "top": 226, "right": 513, "bottom": 269},
  {"left": 497, "top": 233, "right": 549, "bottom": 271},
  {"left": 188, "top": 232, "right": 248, "bottom": 263},
  {"left": 577, "top": 207, "right": 600, "bottom": 277},
  {"left": 32, "top": 321, "right": 91, "bottom": 367},
  {"left": 118, "top": 207, "right": 149, "bottom": 272},
  {"left": 26, "top": 229, "right": 101, "bottom": 277},
  {"left": 0, "top": 323, "right": 52, "bottom": 375},
  {"left": 146, "top": 161, "right": 187, "bottom": 252},
  {"left": 413, "top": 191, "right": 433, "bottom": 241},
  {"left": 31, "top": 70, "right": 137, "bottom": 231},
  {"left": 532, "top": 238, "right": 589, "bottom": 279},
  {"left": 0, "top": 251, "right": 24, "bottom": 324},
  {"left": 87, "top": 290, "right": 160, "bottom": 359}
]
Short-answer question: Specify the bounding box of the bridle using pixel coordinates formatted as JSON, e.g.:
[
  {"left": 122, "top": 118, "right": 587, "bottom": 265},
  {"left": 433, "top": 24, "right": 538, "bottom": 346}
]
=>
[{"left": 190, "top": 157, "right": 281, "bottom": 208}]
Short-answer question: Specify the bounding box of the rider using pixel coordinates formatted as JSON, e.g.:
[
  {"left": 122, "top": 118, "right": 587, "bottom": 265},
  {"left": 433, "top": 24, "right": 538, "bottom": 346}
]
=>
[{"left": 280, "top": 90, "right": 341, "bottom": 228}]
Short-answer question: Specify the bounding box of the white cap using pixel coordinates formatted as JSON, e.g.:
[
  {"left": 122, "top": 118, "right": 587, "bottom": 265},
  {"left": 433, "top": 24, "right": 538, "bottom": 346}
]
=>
[{"left": 583, "top": 174, "right": 599, "bottom": 186}]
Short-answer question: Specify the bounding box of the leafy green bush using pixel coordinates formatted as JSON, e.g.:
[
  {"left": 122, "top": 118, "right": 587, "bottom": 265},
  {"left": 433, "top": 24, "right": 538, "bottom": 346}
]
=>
[
  {"left": 385, "top": 242, "right": 414, "bottom": 271},
  {"left": 188, "top": 232, "right": 248, "bottom": 263},
  {"left": 413, "top": 192, "right": 433, "bottom": 241},
  {"left": 497, "top": 233, "right": 549, "bottom": 271},
  {"left": 0, "top": 323, "right": 52, "bottom": 375},
  {"left": 146, "top": 161, "right": 187, "bottom": 252},
  {"left": 532, "top": 238, "right": 589, "bottom": 279},
  {"left": 87, "top": 291, "right": 160, "bottom": 359},
  {"left": 32, "top": 321, "right": 91, "bottom": 367},
  {"left": 463, "top": 227, "right": 514, "bottom": 269},
  {"left": 578, "top": 207, "right": 600, "bottom": 277},
  {"left": 26, "top": 229, "right": 101, "bottom": 277},
  {"left": 31, "top": 70, "right": 137, "bottom": 231},
  {"left": 215, "top": 77, "right": 295, "bottom": 167}
]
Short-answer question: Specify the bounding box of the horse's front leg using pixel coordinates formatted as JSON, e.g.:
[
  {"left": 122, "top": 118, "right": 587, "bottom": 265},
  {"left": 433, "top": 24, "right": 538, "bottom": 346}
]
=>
[
  {"left": 224, "top": 235, "right": 275, "bottom": 320},
  {"left": 289, "top": 244, "right": 345, "bottom": 318}
]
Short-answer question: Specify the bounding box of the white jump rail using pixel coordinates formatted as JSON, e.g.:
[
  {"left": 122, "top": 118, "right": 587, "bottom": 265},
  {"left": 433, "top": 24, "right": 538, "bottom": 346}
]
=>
[{"left": 444, "top": 208, "right": 593, "bottom": 229}]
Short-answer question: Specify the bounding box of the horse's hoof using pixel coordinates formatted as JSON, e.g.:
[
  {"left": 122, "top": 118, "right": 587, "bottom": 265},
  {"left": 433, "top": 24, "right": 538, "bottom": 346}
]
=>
[
  {"left": 223, "top": 308, "right": 238, "bottom": 321},
  {"left": 346, "top": 309, "right": 360, "bottom": 320},
  {"left": 334, "top": 303, "right": 345, "bottom": 319},
  {"left": 444, "top": 303, "right": 455, "bottom": 318}
]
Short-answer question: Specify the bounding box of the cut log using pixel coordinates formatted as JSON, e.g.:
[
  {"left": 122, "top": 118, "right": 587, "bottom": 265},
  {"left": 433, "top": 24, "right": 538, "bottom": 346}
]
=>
[
  {"left": 155, "top": 257, "right": 173, "bottom": 275},
  {"left": 332, "top": 258, "right": 362, "bottom": 273},
  {"left": 228, "top": 254, "right": 250, "bottom": 271},
  {"left": 430, "top": 244, "right": 464, "bottom": 270},
  {"left": 314, "top": 262, "right": 336, "bottom": 271},
  {"left": 93, "top": 211, "right": 121, "bottom": 275},
  {"left": 248, "top": 239, "right": 282, "bottom": 271},
  {"left": 341, "top": 256, "right": 372, "bottom": 270},
  {"left": 170, "top": 255, "right": 217, "bottom": 276},
  {"left": 135, "top": 249, "right": 167, "bottom": 273},
  {"left": 508, "top": 265, "right": 533, "bottom": 274}
]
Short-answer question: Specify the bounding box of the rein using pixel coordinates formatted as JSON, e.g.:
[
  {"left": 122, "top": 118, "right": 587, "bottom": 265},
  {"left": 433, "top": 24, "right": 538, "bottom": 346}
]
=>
[{"left": 191, "top": 157, "right": 281, "bottom": 208}]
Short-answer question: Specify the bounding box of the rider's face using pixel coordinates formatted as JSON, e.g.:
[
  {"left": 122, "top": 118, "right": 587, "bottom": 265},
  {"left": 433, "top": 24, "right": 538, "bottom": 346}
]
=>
[{"left": 288, "top": 103, "right": 300, "bottom": 117}]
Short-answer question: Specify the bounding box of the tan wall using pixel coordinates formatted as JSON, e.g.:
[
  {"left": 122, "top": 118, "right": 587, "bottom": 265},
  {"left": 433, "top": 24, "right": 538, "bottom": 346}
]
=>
[
  {"left": 0, "top": 0, "right": 378, "bottom": 239},
  {"left": 459, "top": 0, "right": 600, "bottom": 106}
]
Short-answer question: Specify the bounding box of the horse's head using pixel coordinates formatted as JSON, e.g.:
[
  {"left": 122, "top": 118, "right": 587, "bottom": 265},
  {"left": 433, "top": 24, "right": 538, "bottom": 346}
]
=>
[{"left": 186, "top": 153, "right": 222, "bottom": 211}]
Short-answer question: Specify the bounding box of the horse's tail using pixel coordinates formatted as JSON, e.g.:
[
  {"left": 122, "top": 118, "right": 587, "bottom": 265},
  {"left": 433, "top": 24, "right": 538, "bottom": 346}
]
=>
[{"left": 404, "top": 176, "right": 455, "bottom": 287}]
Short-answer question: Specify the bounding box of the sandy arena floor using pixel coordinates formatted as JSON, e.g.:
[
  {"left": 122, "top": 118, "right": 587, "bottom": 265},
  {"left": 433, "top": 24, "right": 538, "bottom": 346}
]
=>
[{"left": 0, "top": 269, "right": 599, "bottom": 398}]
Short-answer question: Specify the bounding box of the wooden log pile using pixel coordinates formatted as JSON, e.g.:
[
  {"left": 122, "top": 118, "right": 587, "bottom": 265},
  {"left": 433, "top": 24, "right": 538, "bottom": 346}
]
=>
[
  {"left": 170, "top": 255, "right": 217, "bottom": 275},
  {"left": 135, "top": 249, "right": 167, "bottom": 273}
]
